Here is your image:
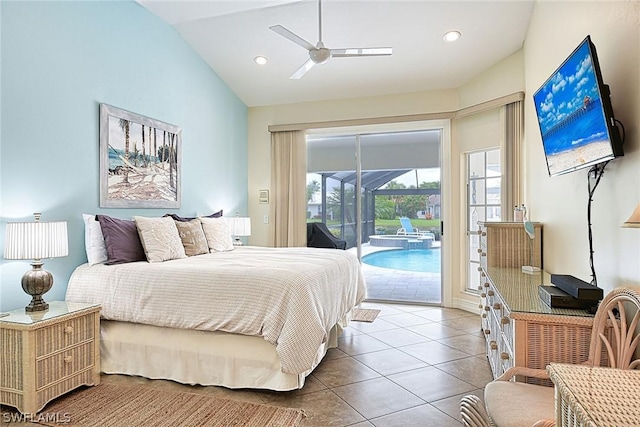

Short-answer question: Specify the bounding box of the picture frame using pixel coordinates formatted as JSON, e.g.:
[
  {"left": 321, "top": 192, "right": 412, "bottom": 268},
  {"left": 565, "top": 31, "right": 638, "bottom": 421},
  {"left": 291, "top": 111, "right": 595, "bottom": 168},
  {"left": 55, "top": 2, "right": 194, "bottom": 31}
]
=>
[{"left": 99, "top": 104, "right": 181, "bottom": 208}]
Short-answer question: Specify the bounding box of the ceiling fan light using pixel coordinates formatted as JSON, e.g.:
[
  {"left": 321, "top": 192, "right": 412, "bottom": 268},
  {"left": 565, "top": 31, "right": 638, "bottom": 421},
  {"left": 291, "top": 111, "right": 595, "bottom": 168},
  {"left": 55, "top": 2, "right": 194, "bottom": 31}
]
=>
[
  {"left": 310, "top": 48, "right": 330, "bottom": 64},
  {"left": 254, "top": 56, "right": 268, "bottom": 65},
  {"left": 443, "top": 30, "right": 461, "bottom": 42}
]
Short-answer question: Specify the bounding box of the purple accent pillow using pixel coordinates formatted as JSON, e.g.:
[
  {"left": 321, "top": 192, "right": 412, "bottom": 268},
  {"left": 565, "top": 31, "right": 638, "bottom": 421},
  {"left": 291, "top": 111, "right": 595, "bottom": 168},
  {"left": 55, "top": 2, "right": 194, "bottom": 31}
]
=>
[
  {"left": 96, "top": 215, "right": 146, "bottom": 265},
  {"left": 164, "top": 210, "right": 223, "bottom": 222}
]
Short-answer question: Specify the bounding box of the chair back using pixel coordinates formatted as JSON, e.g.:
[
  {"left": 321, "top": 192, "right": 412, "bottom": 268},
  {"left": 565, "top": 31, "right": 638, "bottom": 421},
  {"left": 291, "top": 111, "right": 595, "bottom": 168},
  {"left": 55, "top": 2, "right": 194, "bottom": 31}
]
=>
[
  {"left": 306, "top": 223, "right": 347, "bottom": 250},
  {"left": 588, "top": 286, "right": 640, "bottom": 369},
  {"left": 399, "top": 217, "right": 415, "bottom": 233}
]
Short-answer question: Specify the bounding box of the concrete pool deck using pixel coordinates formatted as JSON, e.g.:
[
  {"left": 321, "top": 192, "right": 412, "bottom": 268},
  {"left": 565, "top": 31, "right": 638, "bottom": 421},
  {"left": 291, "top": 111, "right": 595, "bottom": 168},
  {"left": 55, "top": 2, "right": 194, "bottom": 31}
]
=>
[{"left": 348, "top": 243, "right": 442, "bottom": 305}]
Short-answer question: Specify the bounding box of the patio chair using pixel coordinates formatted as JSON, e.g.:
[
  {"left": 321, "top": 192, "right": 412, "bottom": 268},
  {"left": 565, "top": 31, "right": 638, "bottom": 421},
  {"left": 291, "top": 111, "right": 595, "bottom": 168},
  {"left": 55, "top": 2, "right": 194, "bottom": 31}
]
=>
[
  {"left": 460, "top": 286, "right": 640, "bottom": 427},
  {"left": 397, "top": 217, "right": 430, "bottom": 236},
  {"left": 306, "top": 222, "right": 347, "bottom": 250}
]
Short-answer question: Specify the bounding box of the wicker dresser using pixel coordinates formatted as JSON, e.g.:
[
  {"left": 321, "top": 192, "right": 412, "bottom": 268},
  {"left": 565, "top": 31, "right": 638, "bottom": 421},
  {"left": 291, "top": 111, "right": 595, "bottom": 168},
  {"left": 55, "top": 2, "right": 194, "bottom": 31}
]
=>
[
  {"left": 0, "top": 301, "right": 101, "bottom": 414},
  {"left": 477, "top": 222, "right": 596, "bottom": 382},
  {"left": 478, "top": 221, "right": 543, "bottom": 271},
  {"left": 548, "top": 363, "right": 640, "bottom": 426}
]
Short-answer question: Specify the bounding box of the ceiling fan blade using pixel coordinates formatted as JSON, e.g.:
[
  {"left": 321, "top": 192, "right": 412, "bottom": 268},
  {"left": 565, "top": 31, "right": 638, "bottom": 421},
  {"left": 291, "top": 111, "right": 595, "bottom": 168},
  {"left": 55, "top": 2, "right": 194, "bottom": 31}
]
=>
[
  {"left": 290, "top": 59, "right": 315, "bottom": 80},
  {"left": 331, "top": 47, "right": 393, "bottom": 57},
  {"left": 269, "top": 25, "right": 315, "bottom": 51}
]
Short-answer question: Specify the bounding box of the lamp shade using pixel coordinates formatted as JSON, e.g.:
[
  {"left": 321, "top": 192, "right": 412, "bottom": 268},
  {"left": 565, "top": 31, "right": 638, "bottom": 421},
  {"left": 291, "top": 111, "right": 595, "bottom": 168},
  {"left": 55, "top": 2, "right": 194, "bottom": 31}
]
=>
[
  {"left": 227, "top": 217, "right": 251, "bottom": 237},
  {"left": 4, "top": 220, "right": 69, "bottom": 260},
  {"left": 622, "top": 204, "right": 640, "bottom": 229}
]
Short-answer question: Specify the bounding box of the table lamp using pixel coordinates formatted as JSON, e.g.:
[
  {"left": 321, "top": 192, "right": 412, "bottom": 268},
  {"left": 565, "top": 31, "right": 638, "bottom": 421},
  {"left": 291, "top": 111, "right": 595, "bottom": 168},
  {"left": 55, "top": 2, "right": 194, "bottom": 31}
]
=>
[
  {"left": 4, "top": 213, "right": 69, "bottom": 312},
  {"left": 228, "top": 214, "right": 251, "bottom": 246},
  {"left": 622, "top": 203, "right": 640, "bottom": 228}
]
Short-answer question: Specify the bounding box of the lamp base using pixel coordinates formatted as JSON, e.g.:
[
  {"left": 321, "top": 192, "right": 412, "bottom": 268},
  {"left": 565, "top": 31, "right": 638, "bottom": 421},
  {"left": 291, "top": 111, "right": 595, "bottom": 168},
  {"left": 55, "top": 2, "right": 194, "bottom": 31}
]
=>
[
  {"left": 25, "top": 297, "right": 49, "bottom": 312},
  {"left": 21, "top": 261, "right": 53, "bottom": 312},
  {"left": 233, "top": 238, "right": 244, "bottom": 246}
]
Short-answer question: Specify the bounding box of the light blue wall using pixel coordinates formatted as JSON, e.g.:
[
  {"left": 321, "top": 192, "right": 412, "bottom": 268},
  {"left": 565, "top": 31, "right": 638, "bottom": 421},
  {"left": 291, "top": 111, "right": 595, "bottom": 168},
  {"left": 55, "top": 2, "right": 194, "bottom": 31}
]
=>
[{"left": 0, "top": 1, "right": 248, "bottom": 311}]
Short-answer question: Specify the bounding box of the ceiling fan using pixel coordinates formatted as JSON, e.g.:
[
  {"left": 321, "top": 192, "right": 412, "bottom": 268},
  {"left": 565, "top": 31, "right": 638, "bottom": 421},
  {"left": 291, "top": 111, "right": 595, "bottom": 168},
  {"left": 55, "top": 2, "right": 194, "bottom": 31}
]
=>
[{"left": 269, "top": 0, "right": 393, "bottom": 79}]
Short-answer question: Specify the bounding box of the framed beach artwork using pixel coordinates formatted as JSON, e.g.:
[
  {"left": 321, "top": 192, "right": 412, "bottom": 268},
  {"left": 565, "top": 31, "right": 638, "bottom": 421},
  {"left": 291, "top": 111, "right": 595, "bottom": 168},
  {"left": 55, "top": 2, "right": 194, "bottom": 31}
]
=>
[{"left": 99, "top": 104, "right": 182, "bottom": 208}]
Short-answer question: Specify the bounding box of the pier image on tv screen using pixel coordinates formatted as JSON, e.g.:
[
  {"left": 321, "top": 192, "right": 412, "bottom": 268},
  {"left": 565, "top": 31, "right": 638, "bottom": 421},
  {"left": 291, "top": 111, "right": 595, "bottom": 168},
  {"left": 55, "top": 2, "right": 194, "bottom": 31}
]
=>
[{"left": 534, "top": 38, "right": 616, "bottom": 176}]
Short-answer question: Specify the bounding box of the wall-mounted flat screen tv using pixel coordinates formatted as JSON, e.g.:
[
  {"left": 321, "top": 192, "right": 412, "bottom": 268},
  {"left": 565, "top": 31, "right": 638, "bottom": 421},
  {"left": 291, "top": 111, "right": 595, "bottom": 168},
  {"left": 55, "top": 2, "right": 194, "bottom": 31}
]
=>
[{"left": 533, "top": 35, "right": 623, "bottom": 177}]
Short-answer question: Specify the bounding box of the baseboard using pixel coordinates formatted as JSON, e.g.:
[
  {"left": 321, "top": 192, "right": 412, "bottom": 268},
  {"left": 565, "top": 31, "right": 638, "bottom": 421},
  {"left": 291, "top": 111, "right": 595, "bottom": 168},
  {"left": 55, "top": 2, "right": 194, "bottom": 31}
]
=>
[{"left": 451, "top": 297, "right": 481, "bottom": 315}]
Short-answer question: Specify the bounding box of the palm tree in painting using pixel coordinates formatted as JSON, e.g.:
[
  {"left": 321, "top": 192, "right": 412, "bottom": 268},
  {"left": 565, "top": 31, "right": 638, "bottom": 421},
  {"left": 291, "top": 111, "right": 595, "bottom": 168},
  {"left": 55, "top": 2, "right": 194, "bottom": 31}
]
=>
[
  {"left": 141, "top": 124, "right": 146, "bottom": 167},
  {"left": 153, "top": 128, "right": 157, "bottom": 165},
  {"left": 132, "top": 142, "right": 139, "bottom": 167},
  {"left": 148, "top": 126, "right": 152, "bottom": 167},
  {"left": 118, "top": 118, "right": 131, "bottom": 184},
  {"left": 161, "top": 131, "right": 167, "bottom": 170},
  {"left": 169, "top": 133, "right": 175, "bottom": 190}
]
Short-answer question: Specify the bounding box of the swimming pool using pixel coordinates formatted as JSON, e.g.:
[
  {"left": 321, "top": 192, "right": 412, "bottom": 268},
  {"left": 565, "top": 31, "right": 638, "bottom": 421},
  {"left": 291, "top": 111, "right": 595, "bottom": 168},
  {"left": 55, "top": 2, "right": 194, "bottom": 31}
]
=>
[{"left": 362, "top": 248, "right": 441, "bottom": 273}]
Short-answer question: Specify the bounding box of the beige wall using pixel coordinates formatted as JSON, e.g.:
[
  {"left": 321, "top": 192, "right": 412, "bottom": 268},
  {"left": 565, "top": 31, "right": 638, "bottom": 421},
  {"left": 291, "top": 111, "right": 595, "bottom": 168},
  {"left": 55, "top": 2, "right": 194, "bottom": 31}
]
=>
[
  {"left": 451, "top": 108, "right": 504, "bottom": 309},
  {"left": 247, "top": 1, "right": 640, "bottom": 309},
  {"left": 524, "top": 1, "right": 640, "bottom": 294},
  {"left": 458, "top": 49, "right": 525, "bottom": 109},
  {"left": 247, "top": 48, "right": 524, "bottom": 309}
]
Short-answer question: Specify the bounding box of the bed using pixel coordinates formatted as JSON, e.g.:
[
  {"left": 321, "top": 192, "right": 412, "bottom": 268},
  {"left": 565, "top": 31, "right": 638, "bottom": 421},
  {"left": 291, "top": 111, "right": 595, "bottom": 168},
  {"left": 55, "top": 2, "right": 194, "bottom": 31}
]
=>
[{"left": 65, "top": 245, "right": 366, "bottom": 391}]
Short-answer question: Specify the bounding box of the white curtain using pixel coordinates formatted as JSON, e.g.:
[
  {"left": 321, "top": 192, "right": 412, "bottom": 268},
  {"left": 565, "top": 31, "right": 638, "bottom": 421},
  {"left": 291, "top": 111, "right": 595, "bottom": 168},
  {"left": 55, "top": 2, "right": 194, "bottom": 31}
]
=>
[{"left": 269, "top": 130, "right": 307, "bottom": 247}]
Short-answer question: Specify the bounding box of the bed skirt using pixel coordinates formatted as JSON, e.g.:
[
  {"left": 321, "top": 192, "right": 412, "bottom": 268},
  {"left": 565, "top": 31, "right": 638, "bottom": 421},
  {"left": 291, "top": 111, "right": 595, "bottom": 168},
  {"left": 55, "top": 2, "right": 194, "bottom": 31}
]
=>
[{"left": 100, "top": 320, "right": 342, "bottom": 391}]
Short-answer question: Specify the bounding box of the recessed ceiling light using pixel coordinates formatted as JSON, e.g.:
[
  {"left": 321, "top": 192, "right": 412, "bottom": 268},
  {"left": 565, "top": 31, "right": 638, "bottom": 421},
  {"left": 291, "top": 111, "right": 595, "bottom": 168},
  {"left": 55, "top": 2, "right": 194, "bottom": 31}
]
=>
[
  {"left": 254, "top": 56, "right": 268, "bottom": 65},
  {"left": 443, "top": 31, "right": 461, "bottom": 42}
]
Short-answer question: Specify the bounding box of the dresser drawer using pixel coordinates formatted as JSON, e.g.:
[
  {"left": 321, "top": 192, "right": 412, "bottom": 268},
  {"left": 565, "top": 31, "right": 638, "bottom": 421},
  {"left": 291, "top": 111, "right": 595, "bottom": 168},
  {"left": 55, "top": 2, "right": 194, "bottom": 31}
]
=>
[
  {"left": 500, "top": 305, "right": 513, "bottom": 350},
  {"left": 478, "top": 227, "right": 487, "bottom": 271},
  {"left": 498, "top": 333, "right": 514, "bottom": 375},
  {"left": 36, "top": 312, "right": 96, "bottom": 357},
  {"left": 36, "top": 342, "right": 95, "bottom": 388}
]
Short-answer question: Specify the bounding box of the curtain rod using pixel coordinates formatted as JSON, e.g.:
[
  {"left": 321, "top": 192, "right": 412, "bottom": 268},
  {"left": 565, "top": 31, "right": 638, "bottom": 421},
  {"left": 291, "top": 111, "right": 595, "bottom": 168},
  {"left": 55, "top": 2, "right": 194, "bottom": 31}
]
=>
[{"left": 267, "top": 92, "right": 525, "bottom": 132}]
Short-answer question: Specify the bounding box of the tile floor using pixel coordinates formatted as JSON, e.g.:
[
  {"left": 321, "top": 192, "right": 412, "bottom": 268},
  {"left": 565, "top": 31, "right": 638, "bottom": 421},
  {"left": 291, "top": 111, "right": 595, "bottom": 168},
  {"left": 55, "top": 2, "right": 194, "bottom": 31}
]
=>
[{"left": 1, "top": 302, "right": 492, "bottom": 426}]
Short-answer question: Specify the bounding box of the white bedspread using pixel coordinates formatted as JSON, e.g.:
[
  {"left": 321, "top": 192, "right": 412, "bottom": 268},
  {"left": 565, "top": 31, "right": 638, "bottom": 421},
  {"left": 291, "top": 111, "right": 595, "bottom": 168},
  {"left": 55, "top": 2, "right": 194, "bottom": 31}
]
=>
[{"left": 66, "top": 246, "right": 366, "bottom": 375}]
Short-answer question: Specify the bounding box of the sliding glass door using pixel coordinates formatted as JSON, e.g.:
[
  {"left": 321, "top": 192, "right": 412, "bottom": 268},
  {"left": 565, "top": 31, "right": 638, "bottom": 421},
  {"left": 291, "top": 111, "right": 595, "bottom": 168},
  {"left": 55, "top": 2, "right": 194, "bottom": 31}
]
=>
[{"left": 306, "top": 129, "right": 442, "bottom": 304}]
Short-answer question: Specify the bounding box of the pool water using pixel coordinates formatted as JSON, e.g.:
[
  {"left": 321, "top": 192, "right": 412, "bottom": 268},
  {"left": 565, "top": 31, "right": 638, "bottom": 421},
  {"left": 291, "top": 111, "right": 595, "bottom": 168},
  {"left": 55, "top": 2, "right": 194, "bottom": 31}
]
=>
[{"left": 362, "top": 249, "right": 441, "bottom": 273}]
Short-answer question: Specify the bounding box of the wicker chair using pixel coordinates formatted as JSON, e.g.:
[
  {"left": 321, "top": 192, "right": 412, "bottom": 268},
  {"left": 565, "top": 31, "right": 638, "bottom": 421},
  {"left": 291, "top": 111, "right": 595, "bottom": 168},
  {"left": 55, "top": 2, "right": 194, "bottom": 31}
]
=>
[{"left": 460, "top": 286, "right": 640, "bottom": 427}]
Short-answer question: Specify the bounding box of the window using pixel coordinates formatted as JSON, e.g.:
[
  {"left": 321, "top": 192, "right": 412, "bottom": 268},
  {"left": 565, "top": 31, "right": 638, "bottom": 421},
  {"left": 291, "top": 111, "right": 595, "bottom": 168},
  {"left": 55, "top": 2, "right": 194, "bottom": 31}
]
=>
[{"left": 466, "top": 149, "right": 501, "bottom": 292}]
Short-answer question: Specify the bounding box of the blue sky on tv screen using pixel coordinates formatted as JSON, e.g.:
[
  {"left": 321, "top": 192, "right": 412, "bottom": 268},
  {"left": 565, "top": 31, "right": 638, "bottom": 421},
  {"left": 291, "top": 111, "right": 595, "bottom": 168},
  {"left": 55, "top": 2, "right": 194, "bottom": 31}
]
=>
[{"left": 534, "top": 40, "right": 610, "bottom": 156}]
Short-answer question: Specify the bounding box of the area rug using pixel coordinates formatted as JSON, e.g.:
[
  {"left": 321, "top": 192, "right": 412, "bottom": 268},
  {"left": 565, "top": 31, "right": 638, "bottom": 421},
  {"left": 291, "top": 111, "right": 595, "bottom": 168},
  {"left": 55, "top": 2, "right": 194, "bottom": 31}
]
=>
[
  {"left": 36, "top": 384, "right": 304, "bottom": 427},
  {"left": 351, "top": 308, "right": 381, "bottom": 322}
]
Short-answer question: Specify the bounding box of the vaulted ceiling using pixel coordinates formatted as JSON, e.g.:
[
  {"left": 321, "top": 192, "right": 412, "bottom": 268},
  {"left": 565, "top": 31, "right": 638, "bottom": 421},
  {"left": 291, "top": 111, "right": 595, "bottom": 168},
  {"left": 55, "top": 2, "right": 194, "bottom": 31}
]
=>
[{"left": 137, "top": 0, "right": 534, "bottom": 107}]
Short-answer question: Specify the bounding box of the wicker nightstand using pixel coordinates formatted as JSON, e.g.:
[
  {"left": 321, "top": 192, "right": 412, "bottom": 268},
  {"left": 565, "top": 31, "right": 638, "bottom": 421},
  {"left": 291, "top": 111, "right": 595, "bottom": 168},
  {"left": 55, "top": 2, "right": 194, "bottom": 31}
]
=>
[{"left": 0, "top": 301, "right": 101, "bottom": 414}]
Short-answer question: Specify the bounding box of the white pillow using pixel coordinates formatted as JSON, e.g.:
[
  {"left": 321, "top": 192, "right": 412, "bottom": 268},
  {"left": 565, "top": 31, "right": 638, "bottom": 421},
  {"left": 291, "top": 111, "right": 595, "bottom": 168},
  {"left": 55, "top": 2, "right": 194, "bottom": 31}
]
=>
[
  {"left": 83, "top": 214, "right": 108, "bottom": 265},
  {"left": 133, "top": 216, "right": 186, "bottom": 262},
  {"left": 199, "top": 217, "right": 234, "bottom": 252}
]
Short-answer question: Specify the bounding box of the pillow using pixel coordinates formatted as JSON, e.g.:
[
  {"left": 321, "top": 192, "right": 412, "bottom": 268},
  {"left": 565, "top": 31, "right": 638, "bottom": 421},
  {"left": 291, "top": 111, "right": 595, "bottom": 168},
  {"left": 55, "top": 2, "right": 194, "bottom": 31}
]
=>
[
  {"left": 96, "top": 214, "right": 147, "bottom": 265},
  {"left": 82, "top": 214, "right": 108, "bottom": 265},
  {"left": 173, "top": 219, "right": 209, "bottom": 257},
  {"left": 199, "top": 217, "right": 234, "bottom": 252},
  {"left": 134, "top": 216, "right": 186, "bottom": 262},
  {"left": 165, "top": 210, "right": 223, "bottom": 222}
]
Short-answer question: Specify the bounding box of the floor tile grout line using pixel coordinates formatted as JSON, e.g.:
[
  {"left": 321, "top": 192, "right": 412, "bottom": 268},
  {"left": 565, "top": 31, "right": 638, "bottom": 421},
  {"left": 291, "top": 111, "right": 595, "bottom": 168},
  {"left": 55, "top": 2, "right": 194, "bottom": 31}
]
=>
[
  {"left": 430, "top": 358, "right": 493, "bottom": 389},
  {"left": 357, "top": 331, "right": 479, "bottom": 396},
  {"left": 328, "top": 377, "right": 430, "bottom": 425},
  {"left": 318, "top": 345, "right": 471, "bottom": 424},
  {"left": 352, "top": 306, "right": 490, "bottom": 409}
]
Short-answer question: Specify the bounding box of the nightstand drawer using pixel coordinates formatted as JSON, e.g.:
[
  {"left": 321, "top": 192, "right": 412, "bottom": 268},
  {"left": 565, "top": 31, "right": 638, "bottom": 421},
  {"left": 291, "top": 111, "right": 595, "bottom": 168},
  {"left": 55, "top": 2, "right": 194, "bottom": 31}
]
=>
[
  {"left": 36, "top": 312, "right": 97, "bottom": 357},
  {"left": 36, "top": 342, "right": 95, "bottom": 389}
]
